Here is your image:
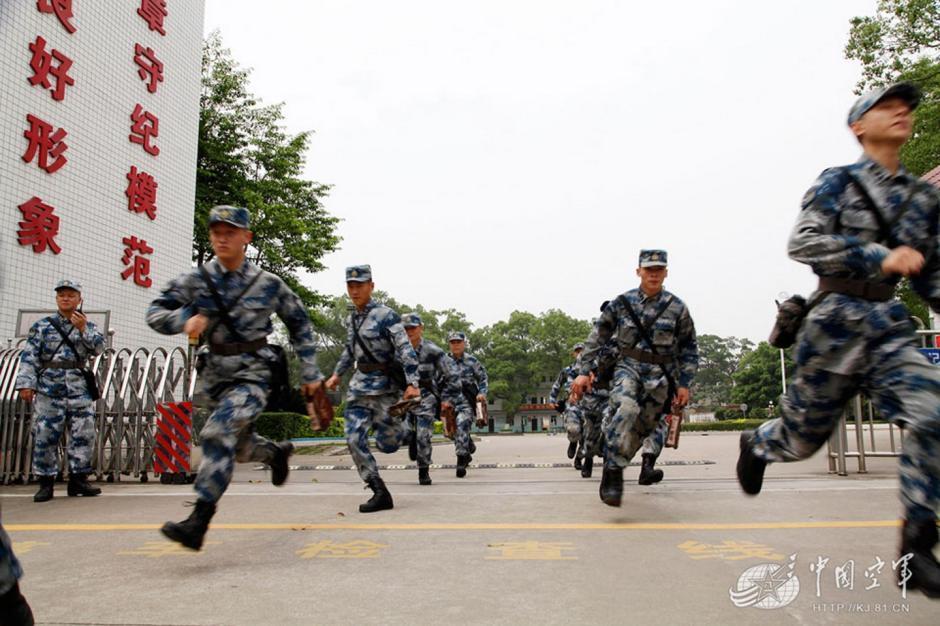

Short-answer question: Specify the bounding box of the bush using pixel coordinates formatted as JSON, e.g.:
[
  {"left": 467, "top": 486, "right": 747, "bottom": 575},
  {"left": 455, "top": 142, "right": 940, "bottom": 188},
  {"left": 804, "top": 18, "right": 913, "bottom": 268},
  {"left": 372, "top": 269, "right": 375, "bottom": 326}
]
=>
[
  {"left": 714, "top": 408, "right": 745, "bottom": 421},
  {"left": 683, "top": 418, "right": 767, "bottom": 432},
  {"left": 255, "top": 412, "right": 346, "bottom": 440}
]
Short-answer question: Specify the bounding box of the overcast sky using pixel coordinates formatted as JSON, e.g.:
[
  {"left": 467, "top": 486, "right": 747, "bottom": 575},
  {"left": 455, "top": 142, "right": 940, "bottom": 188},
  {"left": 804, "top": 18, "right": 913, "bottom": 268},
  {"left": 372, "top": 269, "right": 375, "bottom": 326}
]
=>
[{"left": 203, "top": 0, "right": 878, "bottom": 342}]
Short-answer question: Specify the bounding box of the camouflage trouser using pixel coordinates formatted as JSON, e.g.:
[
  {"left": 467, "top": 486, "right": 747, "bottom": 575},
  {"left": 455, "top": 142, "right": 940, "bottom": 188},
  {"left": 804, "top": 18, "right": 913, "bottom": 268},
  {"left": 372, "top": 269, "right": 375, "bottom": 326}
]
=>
[
  {"left": 403, "top": 394, "right": 437, "bottom": 469},
  {"left": 195, "top": 381, "right": 273, "bottom": 504},
  {"left": 455, "top": 403, "right": 473, "bottom": 457},
  {"left": 345, "top": 393, "right": 402, "bottom": 481},
  {"left": 0, "top": 513, "right": 23, "bottom": 595},
  {"left": 641, "top": 416, "right": 669, "bottom": 459},
  {"left": 580, "top": 394, "right": 607, "bottom": 459},
  {"left": 604, "top": 366, "right": 670, "bottom": 470},
  {"left": 31, "top": 394, "right": 95, "bottom": 477},
  {"left": 753, "top": 299, "right": 940, "bottom": 522},
  {"left": 565, "top": 403, "right": 583, "bottom": 444}
]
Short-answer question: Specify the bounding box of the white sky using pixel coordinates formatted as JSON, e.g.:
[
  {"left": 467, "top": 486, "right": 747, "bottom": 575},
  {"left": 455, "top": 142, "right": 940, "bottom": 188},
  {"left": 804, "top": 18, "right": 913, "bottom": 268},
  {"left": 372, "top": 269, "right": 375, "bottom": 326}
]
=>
[{"left": 203, "top": 0, "right": 878, "bottom": 341}]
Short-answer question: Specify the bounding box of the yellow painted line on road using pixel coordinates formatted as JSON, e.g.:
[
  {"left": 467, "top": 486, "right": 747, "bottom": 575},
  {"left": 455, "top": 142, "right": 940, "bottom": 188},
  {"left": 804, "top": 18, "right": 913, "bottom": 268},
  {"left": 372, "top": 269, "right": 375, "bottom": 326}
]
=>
[{"left": 6, "top": 520, "right": 903, "bottom": 532}]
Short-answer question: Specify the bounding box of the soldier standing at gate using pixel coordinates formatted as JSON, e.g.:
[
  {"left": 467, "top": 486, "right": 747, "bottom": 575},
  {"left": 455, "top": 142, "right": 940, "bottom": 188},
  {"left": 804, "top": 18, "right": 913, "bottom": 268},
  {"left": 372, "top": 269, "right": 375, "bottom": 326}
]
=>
[
  {"left": 147, "top": 206, "right": 324, "bottom": 549},
  {"left": 15, "top": 279, "right": 106, "bottom": 502},
  {"left": 446, "top": 331, "right": 488, "bottom": 478},
  {"left": 737, "top": 83, "right": 940, "bottom": 596}
]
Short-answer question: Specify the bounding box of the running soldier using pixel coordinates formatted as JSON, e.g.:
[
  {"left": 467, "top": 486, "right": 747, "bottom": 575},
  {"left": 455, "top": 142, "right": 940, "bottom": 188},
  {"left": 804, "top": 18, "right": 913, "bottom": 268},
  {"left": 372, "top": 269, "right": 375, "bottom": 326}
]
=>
[
  {"left": 447, "top": 332, "right": 488, "bottom": 478},
  {"left": 550, "top": 344, "right": 585, "bottom": 467}
]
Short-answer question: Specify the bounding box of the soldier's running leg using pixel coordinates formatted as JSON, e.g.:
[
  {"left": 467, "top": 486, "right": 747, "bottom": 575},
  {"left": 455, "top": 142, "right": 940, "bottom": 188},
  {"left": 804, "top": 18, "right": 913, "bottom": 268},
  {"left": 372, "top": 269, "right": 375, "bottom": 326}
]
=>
[
  {"left": 579, "top": 397, "right": 605, "bottom": 478},
  {"left": 455, "top": 404, "right": 473, "bottom": 477},
  {"left": 65, "top": 402, "right": 100, "bottom": 497},
  {"left": 30, "top": 394, "right": 66, "bottom": 502},
  {"left": 564, "top": 403, "right": 583, "bottom": 460},
  {"left": 345, "top": 394, "right": 398, "bottom": 512},
  {"left": 415, "top": 411, "right": 435, "bottom": 485},
  {"left": 0, "top": 514, "right": 33, "bottom": 626},
  {"left": 638, "top": 416, "right": 668, "bottom": 485}
]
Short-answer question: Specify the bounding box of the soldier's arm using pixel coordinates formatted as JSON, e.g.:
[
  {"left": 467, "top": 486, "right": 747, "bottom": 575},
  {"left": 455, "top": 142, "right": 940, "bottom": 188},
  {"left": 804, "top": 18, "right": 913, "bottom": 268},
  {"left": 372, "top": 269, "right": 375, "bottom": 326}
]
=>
[
  {"left": 386, "top": 314, "right": 420, "bottom": 386},
  {"left": 549, "top": 369, "right": 565, "bottom": 403},
  {"left": 274, "top": 280, "right": 324, "bottom": 384},
  {"left": 788, "top": 168, "right": 891, "bottom": 277},
  {"left": 146, "top": 271, "right": 199, "bottom": 335},
  {"left": 80, "top": 321, "right": 106, "bottom": 356},
  {"left": 14, "top": 323, "right": 43, "bottom": 390},
  {"left": 579, "top": 305, "right": 616, "bottom": 376},
  {"left": 474, "top": 359, "right": 488, "bottom": 397},
  {"left": 910, "top": 190, "right": 940, "bottom": 312},
  {"left": 675, "top": 305, "right": 699, "bottom": 389}
]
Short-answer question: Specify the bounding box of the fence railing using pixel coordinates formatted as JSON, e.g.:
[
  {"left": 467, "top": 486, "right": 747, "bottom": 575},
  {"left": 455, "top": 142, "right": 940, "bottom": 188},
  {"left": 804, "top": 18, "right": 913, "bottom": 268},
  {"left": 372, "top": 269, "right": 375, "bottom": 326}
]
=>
[{"left": 0, "top": 345, "right": 195, "bottom": 484}]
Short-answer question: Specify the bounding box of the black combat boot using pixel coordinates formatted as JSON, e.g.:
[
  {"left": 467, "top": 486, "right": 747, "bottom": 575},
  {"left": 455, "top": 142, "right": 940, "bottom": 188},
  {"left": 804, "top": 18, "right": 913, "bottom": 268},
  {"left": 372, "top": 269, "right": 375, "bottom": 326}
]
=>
[
  {"left": 161, "top": 500, "right": 216, "bottom": 550},
  {"left": 599, "top": 465, "right": 623, "bottom": 507},
  {"left": 573, "top": 447, "right": 583, "bottom": 471},
  {"left": 408, "top": 432, "right": 418, "bottom": 462},
  {"left": 360, "top": 476, "right": 394, "bottom": 513},
  {"left": 418, "top": 467, "right": 432, "bottom": 486},
  {"left": 67, "top": 473, "right": 102, "bottom": 497},
  {"left": 580, "top": 454, "right": 593, "bottom": 478},
  {"left": 456, "top": 454, "right": 470, "bottom": 478},
  {"left": 267, "top": 441, "right": 294, "bottom": 487},
  {"left": 736, "top": 430, "right": 767, "bottom": 495},
  {"left": 567, "top": 441, "right": 577, "bottom": 459},
  {"left": 0, "top": 582, "right": 34, "bottom": 626},
  {"left": 33, "top": 476, "right": 54, "bottom": 502},
  {"left": 900, "top": 519, "right": 940, "bottom": 597},
  {"left": 638, "top": 453, "right": 664, "bottom": 485}
]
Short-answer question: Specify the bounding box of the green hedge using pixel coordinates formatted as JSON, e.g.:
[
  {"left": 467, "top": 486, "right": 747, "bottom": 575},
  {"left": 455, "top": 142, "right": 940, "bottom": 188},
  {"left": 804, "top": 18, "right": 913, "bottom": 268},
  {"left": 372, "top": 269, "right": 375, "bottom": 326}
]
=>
[
  {"left": 683, "top": 418, "right": 767, "bottom": 432},
  {"left": 254, "top": 413, "right": 445, "bottom": 440}
]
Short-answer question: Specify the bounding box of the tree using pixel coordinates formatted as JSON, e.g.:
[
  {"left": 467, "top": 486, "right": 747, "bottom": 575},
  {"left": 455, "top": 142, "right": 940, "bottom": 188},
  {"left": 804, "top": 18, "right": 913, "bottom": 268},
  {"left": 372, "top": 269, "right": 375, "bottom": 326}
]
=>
[
  {"left": 197, "top": 32, "right": 340, "bottom": 305},
  {"left": 692, "top": 335, "right": 755, "bottom": 406},
  {"left": 731, "top": 342, "right": 795, "bottom": 414}
]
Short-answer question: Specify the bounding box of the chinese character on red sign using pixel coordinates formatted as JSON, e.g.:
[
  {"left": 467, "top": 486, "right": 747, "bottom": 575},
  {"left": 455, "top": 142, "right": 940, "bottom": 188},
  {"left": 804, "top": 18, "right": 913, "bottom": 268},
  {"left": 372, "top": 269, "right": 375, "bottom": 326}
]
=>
[
  {"left": 17, "top": 197, "right": 62, "bottom": 254},
  {"left": 27, "top": 35, "right": 75, "bottom": 101},
  {"left": 36, "top": 0, "right": 76, "bottom": 34},
  {"left": 121, "top": 236, "right": 154, "bottom": 287},
  {"left": 126, "top": 166, "right": 158, "bottom": 220},
  {"left": 137, "top": 0, "right": 168, "bottom": 36},
  {"left": 133, "top": 44, "right": 164, "bottom": 94},
  {"left": 22, "top": 113, "right": 68, "bottom": 174},
  {"left": 129, "top": 104, "right": 160, "bottom": 156}
]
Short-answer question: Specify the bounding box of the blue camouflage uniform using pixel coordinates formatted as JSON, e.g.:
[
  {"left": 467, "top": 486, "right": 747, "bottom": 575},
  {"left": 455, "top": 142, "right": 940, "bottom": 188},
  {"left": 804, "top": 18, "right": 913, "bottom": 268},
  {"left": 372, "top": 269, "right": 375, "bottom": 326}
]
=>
[
  {"left": 550, "top": 361, "right": 583, "bottom": 443},
  {"left": 334, "top": 267, "right": 420, "bottom": 482},
  {"left": 580, "top": 250, "right": 699, "bottom": 470},
  {"left": 446, "top": 332, "right": 488, "bottom": 457},
  {"left": 0, "top": 514, "right": 23, "bottom": 597},
  {"left": 752, "top": 151, "right": 940, "bottom": 524},
  {"left": 15, "top": 280, "right": 105, "bottom": 478},
  {"left": 146, "top": 208, "right": 323, "bottom": 504},
  {"left": 401, "top": 314, "right": 462, "bottom": 469}
]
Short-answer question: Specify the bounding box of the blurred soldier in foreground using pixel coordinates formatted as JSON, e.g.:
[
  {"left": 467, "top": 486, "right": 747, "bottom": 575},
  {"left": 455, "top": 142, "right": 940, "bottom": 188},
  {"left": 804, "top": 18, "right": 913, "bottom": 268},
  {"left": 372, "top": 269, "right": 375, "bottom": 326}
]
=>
[
  {"left": 572, "top": 250, "right": 698, "bottom": 506},
  {"left": 325, "top": 266, "right": 420, "bottom": 511},
  {"left": 737, "top": 83, "right": 940, "bottom": 596},
  {"left": 15, "top": 279, "right": 105, "bottom": 502},
  {"left": 447, "top": 332, "right": 488, "bottom": 478},
  {"left": 147, "top": 206, "right": 323, "bottom": 549},
  {"left": 0, "top": 507, "right": 34, "bottom": 625}
]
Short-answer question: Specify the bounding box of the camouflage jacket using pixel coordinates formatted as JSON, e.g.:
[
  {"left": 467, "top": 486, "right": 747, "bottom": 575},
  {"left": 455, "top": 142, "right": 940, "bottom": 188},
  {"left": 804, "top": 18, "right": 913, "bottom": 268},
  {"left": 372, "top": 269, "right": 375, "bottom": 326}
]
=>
[
  {"left": 413, "top": 339, "right": 463, "bottom": 406},
  {"left": 447, "top": 353, "right": 489, "bottom": 400},
  {"left": 549, "top": 363, "right": 578, "bottom": 404},
  {"left": 15, "top": 313, "right": 105, "bottom": 399}
]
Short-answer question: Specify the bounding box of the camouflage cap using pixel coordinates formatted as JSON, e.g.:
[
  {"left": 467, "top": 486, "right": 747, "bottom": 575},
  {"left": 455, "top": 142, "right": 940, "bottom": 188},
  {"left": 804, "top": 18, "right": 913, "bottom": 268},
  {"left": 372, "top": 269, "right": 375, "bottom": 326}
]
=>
[
  {"left": 345, "top": 265, "right": 372, "bottom": 283},
  {"left": 847, "top": 82, "right": 921, "bottom": 126},
  {"left": 54, "top": 278, "right": 82, "bottom": 292},
  {"left": 402, "top": 313, "right": 423, "bottom": 328},
  {"left": 448, "top": 331, "right": 467, "bottom": 342},
  {"left": 572, "top": 342, "right": 585, "bottom": 352},
  {"left": 639, "top": 249, "right": 668, "bottom": 268},
  {"left": 208, "top": 205, "right": 250, "bottom": 229}
]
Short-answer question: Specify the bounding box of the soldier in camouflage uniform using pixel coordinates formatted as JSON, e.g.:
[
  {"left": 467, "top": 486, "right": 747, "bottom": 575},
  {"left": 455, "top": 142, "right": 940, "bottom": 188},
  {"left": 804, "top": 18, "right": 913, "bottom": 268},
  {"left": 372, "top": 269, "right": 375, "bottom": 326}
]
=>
[
  {"left": 737, "top": 83, "right": 940, "bottom": 596},
  {"left": 147, "top": 206, "right": 324, "bottom": 549},
  {"left": 550, "top": 344, "right": 584, "bottom": 467},
  {"left": 572, "top": 250, "right": 698, "bottom": 507},
  {"left": 447, "top": 331, "right": 488, "bottom": 478},
  {"left": 15, "top": 279, "right": 106, "bottom": 502},
  {"left": 0, "top": 508, "right": 34, "bottom": 625},
  {"left": 401, "top": 313, "right": 462, "bottom": 485},
  {"left": 325, "top": 266, "right": 421, "bottom": 512}
]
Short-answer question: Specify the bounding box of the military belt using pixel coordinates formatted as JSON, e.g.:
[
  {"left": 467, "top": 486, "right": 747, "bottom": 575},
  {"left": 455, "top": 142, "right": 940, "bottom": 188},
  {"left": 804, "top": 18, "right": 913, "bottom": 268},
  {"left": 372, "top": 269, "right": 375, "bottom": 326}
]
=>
[
  {"left": 818, "top": 277, "right": 894, "bottom": 302},
  {"left": 418, "top": 379, "right": 434, "bottom": 391},
  {"left": 209, "top": 338, "right": 268, "bottom": 356},
  {"left": 356, "top": 362, "right": 392, "bottom": 374},
  {"left": 43, "top": 359, "right": 85, "bottom": 370},
  {"left": 621, "top": 347, "right": 673, "bottom": 365}
]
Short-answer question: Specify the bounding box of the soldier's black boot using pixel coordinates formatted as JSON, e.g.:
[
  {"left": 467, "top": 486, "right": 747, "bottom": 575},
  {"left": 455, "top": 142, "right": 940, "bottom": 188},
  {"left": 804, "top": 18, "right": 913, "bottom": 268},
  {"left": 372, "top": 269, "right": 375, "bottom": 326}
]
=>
[
  {"left": 0, "top": 582, "right": 34, "bottom": 626},
  {"left": 456, "top": 454, "right": 470, "bottom": 478},
  {"left": 567, "top": 440, "right": 577, "bottom": 459},
  {"left": 267, "top": 441, "right": 294, "bottom": 487},
  {"left": 638, "top": 453, "right": 664, "bottom": 485},
  {"left": 573, "top": 445, "right": 583, "bottom": 470},
  {"left": 580, "top": 454, "right": 593, "bottom": 478},
  {"left": 33, "top": 476, "right": 54, "bottom": 502},
  {"left": 900, "top": 519, "right": 940, "bottom": 598},
  {"left": 418, "top": 467, "right": 432, "bottom": 486},
  {"left": 599, "top": 465, "right": 623, "bottom": 507},
  {"left": 736, "top": 430, "right": 766, "bottom": 495},
  {"left": 408, "top": 432, "right": 418, "bottom": 462},
  {"left": 359, "top": 476, "right": 394, "bottom": 513},
  {"left": 161, "top": 500, "right": 216, "bottom": 550},
  {"left": 67, "top": 473, "right": 102, "bottom": 497}
]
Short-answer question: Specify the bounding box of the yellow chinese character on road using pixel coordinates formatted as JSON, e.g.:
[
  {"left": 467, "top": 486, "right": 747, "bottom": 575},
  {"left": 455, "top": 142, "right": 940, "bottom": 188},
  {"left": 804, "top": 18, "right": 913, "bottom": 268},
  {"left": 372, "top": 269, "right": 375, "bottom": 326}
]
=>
[
  {"left": 678, "top": 540, "right": 784, "bottom": 561},
  {"left": 486, "top": 541, "right": 577, "bottom": 561},
  {"left": 297, "top": 540, "right": 389, "bottom": 559},
  {"left": 118, "top": 541, "right": 220, "bottom": 558},
  {"left": 12, "top": 541, "right": 49, "bottom": 555}
]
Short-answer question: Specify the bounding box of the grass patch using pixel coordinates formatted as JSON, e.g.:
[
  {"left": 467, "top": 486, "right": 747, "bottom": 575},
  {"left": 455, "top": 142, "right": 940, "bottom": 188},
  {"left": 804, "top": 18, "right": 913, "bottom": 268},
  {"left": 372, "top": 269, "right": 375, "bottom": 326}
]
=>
[{"left": 684, "top": 418, "right": 768, "bottom": 432}]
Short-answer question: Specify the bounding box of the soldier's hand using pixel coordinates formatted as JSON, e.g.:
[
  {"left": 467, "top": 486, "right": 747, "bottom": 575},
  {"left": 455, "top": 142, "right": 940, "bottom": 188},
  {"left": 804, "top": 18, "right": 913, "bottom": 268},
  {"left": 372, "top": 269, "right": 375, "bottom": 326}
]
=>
[
  {"left": 403, "top": 384, "right": 420, "bottom": 400},
  {"left": 476, "top": 393, "right": 486, "bottom": 404},
  {"left": 325, "top": 374, "right": 341, "bottom": 391},
  {"left": 882, "top": 246, "right": 925, "bottom": 277},
  {"left": 569, "top": 375, "right": 592, "bottom": 402},
  {"left": 301, "top": 381, "right": 323, "bottom": 399},
  {"left": 441, "top": 401, "right": 453, "bottom": 412},
  {"left": 70, "top": 310, "right": 87, "bottom": 332},
  {"left": 183, "top": 313, "right": 210, "bottom": 338},
  {"left": 673, "top": 387, "right": 690, "bottom": 410},
  {"left": 19, "top": 389, "right": 35, "bottom": 403}
]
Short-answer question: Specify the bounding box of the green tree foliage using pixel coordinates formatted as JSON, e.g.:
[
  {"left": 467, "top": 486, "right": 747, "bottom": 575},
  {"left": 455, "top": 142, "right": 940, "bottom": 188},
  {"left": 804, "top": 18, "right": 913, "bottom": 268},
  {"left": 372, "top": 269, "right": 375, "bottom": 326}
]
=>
[
  {"left": 197, "top": 32, "right": 340, "bottom": 305},
  {"left": 731, "top": 342, "right": 795, "bottom": 415},
  {"left": 692, "top": 334, "right": 754, "bottom": 405}
]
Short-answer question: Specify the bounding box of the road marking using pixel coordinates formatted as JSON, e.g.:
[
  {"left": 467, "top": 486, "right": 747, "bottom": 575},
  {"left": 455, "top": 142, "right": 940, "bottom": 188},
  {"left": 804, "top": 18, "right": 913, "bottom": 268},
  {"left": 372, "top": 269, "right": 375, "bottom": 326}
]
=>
[
  {"left": 486, "top": 541, "right": 577, "bottom": 560},
  {"left": 118, "top": 540, "right": 221, "bottom": 557},
  {"left": 677, "top": 539, "right": 785, "bottom": 561},
  {"left": 6, "top": 520, "right": 904, "bottom": 532},
  {"left": 11, "top": 541, "right": 49, "bottom": 554},
  {"left": 274, "top": 460, "right": 717, "bottom": 471},
  {"left": 297, "top": 539, "right": 389, "bottom": 559}
]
